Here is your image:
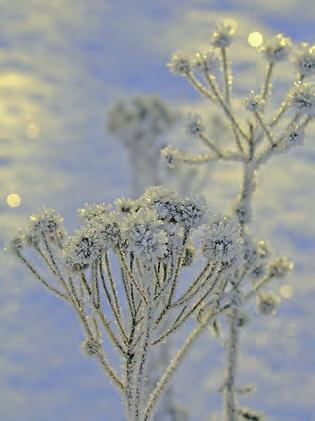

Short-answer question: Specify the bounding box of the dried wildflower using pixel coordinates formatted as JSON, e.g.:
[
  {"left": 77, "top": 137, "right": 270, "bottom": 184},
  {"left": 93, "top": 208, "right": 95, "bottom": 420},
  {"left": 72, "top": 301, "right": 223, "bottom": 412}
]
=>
[
  {"left": 243, "top": 91, "right": 264, "bottom": 113},
  {"left": 78, "top": 203, "right": 111, "bottom": 223},
  {"left": 289, "top": 81, "right": 315, "bottom": 116},
  {"left": 185, "top": 113, "right": 206, "bottom": 137},
  {"left": 256, "top": 291, "right": 280, "bottom": 315},
  {"left": 160, "top": 144, "right": 180, "bottom": 168},
  {"left": 123, "top": 208, "right": 168, "bottom": 264},
  {"left": 64, "top": 225, "right": 102, "bottom": 270},
  {"left": 144, "top": 186, "right": 180, "bottom": 222},
  {"left": 5, "top": 231, "right": 26, "bottom": 254},
  {"left": 27, "top": 208, "right": 65, "bottom": 244},
  {"left": 81, "top": 338, "right": 102, "bottom": 356},
  {"left": 193, "top": 49, "right": 219, "bottom": 74},
  {"left": 268, "top": 256, "right": 294, "bottom": 279},
  {"left": 292, "top": 43, "right": 315, "bottom": 78},
  {"left": 202, "top": 215, "right": 243, "bottom": 265},
  {"left": 210, "top": 22, "right": 236, "bottom": 48},
  {"left": 167, "top": 52, "right": 191, "bottom": 75},
  {"left": 175, "top": 196, "right": 208, "bottom": 228},
  {"left": 261, "top": 34, "right": 292, "bottom": 62},
  {"left": 182, "top": 241, "right": 195, "bottom": 267}
]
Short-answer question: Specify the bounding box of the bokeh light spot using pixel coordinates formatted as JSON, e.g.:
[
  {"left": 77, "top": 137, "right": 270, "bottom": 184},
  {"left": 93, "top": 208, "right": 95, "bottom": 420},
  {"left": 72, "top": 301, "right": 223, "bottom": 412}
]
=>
[
  {"left": 6, "top": 193, "right": 21, "bottom": 208},
  {"left": 279, "top": 284, "right": 293, "bottom": 299},
  {"left": 26, "top": 122, "right": 40, "bottom": 139},
  {"left": 248, "top": 32, "right": 263, "bottom": 48}
]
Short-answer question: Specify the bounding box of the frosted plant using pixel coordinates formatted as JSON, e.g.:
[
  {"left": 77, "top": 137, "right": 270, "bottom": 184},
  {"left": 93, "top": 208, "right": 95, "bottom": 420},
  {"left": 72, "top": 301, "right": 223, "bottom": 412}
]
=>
[
  {"left": 164, "top": 20, "right": 313, "bottom": 420},
  {"left": 7, "top": 188, "right": 246, "bottom": 421}
]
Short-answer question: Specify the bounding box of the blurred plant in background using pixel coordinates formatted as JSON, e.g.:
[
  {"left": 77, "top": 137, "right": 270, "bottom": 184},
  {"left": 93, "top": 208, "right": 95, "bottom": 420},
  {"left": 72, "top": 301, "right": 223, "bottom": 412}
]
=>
[{"left": 6, "top": 18, "right": 314, "bottom": 421}]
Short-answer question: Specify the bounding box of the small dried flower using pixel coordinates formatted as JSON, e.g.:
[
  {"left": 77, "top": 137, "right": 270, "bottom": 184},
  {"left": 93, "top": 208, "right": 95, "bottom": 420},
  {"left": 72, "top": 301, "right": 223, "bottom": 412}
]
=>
[
  {"left": 202, "top": 215, "right": 243, "bottom": 265},
  {"left": 78, "top": 203, "right": 111, "bottom": 223},
  {"left": 243, "top": 91, "right": 264, "bottom": 112},
  {"left": 5, "top": 231, "right": 26, "bottom": 254},
  {"left": 115, "top": 197, "right": 142, "bottom": 214},
  {"left": 182, "top": 241, "right": 195, "bottom": 267},
  {"left": 261, "top": 34, "right": 292, "bottom": 62},
  {"left": 185, "top": 113, "right": 206, "bottom": 137},
  {"left": 210, "top": 22, "right": 236, "bottom": 48},
  {"left": 167, "top": 52, "right": 191, "bottom": 75},
  {"left": 175, "top": 196, "right": 208, "bottom": 228},
  {"left": 123, "top": 208, "right": 168, "bottom": 264},
  {"left": 26, "top": 208, "right": 65, "bottom": 245},
  {"left": 81, "top": 338, "right": 102, "bottom": 356},
  {"left": 160, "top": 145, "right": 180, "bottom": 168},
  {"left": 292, "top": 43, "right": 315, "bottom": 78},
  {"left": 289, "top": 81, "right": 315, "bottom": 116},
  {"left": 268, "top": 256, "right": 294, "bottom": 279},
  {"left": 256, "top": 291, "right": 280, "bottom": 315}
]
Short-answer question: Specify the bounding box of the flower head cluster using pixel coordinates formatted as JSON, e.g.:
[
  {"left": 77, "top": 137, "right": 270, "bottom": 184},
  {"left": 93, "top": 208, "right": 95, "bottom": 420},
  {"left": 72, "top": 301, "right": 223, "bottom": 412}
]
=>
[
  {"left": 64, "top": 225, "right": 103, "bottom": 271},
  {"left": 289, "top": 81, "right": 315, "bottom": 116},
  {"left": 81, "top": 338, "right": 102, "bottom": 357},
  {"left": 167, "top": 52, "right": 191, "bottom": 75},
  {"left": 144, "top": 186, "right": 208, "bottom": 228},
  {"left": 243, "top": 91, "right": 264, "bottom": 113},
  {"left": 293, "top": 43, "right": 315, "bottom": 78},
  {"left": 210, "top": 22, "right": 236, "bottom": 48},
  {"left": 261, "top": 33, "right": 292, "bottom": 62},
  {"left": 268, "top": 256, "right": 294, "bottom": 279},
  {"left": 78, "top": 203, "right": 111, "bottom": 223},
  {"left": 114, "top": 197, "right": 142, "bottom": 214},
  {"left": 26, "top": 208, "right": 65, "bottom": 245},
  {"left": 202, "top": 215, "right": 243, "bottom": 266},
  {"left": 256, "top": 291, "right": 280, "bottom": 316},
  {"left": 185, "top": 113, "right": 206, "bottom": 137},
  {"left": 123, "top": 208, "right": 168, "bottom": 264},
  {"left": 160, "top": 144, "right": 181, "bottom": 168},
  {"left": 5, "top": 230, "right": 26, "bottom": 255}
]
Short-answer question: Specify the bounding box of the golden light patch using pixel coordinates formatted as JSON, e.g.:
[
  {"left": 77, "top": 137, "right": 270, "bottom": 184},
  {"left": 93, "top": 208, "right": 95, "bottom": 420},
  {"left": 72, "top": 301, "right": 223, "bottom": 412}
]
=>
[
  {"left": 26, "top": 122, "right": 40, "bottom": 139},
  {"left": 6, "top": 193, "right": 21, "bottom": 208},
  {"left": 248, "top": 32, "right": 263, "bottom": 48},
  {"left": 279, "top": 284, "right": 294, "bottom": 299}
]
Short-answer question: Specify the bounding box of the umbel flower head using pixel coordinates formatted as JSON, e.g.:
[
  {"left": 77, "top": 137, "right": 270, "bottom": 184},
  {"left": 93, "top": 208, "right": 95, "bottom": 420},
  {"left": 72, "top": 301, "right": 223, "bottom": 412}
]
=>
[
  {"left": 260, "top": 33, "right": 292, "bottom": 62},
  {"left": 123, "top": 208, "right": 169, "bottom": 264},
  {"left": 185, "top": 113, "right": 206, "bottom": 137},
  {"left": 26, "top": 208, "right": 65, "bottom": 244},
  {"left": 210, "top": 21, "right": 236, "bottom": 48},
  {"left": 289, "top": 81, "right": 315, "bottom": 116},
  {"left": 78, "top": 203, "right": 111, "bottom": 223},
  {"left": 243, "top": 91, "right": 264, "bottom": 113},
  {"left": 160, "top": 144, "right": 181, "bottom": 168},
  {"left": 268, "top": 256, "right": 294, "bottom": 279},
  {"left": 167, "top": 52, "right": 191, "bottom": 75},
  {"left": 202, "top": 215, "right": 243, "bottom": 265},
  {"left": 256, "top": 291, "right": 281, "bottom": 316},
  {"left": 292, "top": 42, "right": 315, "bottom": 78},
  {"left": 144, "top": 186, "right": 208, "bottom": 228}
]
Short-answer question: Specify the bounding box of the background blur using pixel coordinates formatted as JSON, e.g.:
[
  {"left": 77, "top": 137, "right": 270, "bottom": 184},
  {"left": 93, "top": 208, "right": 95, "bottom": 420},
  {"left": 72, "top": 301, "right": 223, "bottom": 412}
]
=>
[{"left": 0, "top": 1, "right": 315, "bottom": 420}]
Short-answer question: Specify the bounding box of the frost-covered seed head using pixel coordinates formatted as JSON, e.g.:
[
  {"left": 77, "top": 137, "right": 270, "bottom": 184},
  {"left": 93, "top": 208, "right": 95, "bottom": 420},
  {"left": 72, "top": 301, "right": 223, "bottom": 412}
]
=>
[
  {"left": 268, "top": 256, "right": 294, "bottom": 279},
  {"left": 144, "top": 186, "right": 180, "bottom": 222},
  {"left": 81, "top": 338, "right": 102, "bottom": 356},
  {"left": 78, "top": 203, "right": 111, "bottom": 223},
  {"left": 185, "top": 113, "right": 206, "bottom": 137},
  {"left": 193, "top": 49, "right": 219, "bottom": 74},
  {"left": 124, "top": 209, "right": 169, "bottom": 264},
  {"left": 64, "top": 226, "right": 102, "bottom": 270},
  {"left": 202, "top": 216, "right": 243, "bottom": 265},
  {"left": 175, "top": 196, "right": 208, "bottom": 228},
  {"left": 160, "top": 145, "right": 180, "bottom": 168},
  {"left": 5, "top": 231, "right": 26, "bottom": 254},
  {"left": 182, "top": 240, "right": 195, "bottom": 267},
  {"left": 289, "top": 82, "right": 315, "bottom": 116},
  {"left": 261, "top": 34, "right": 292, "bottom": 62},
  {"left": 167, "top": 52, "right": 191, "bottom": 75},
  {"left": 27, "top": 208, "right": 65, "bottom": 244},
  {"left": 293, "top": 43, "right": 315, "bottom": 77},
  {"left": 210, "top": 22, "right": 236, "bottom": 48},
  {"left": 256, "top": 291, "right": 280, "bottom": 315},
  {"left": 243, "top": 91, "right": 264, "bottom": 113}
]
